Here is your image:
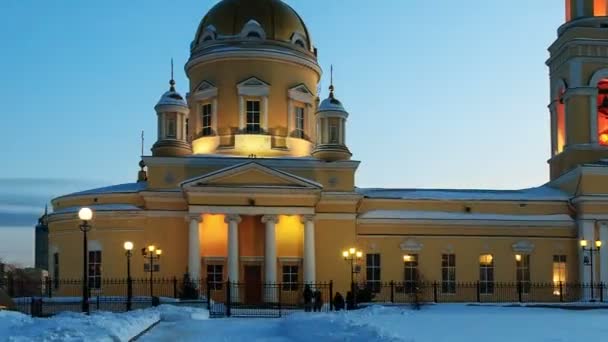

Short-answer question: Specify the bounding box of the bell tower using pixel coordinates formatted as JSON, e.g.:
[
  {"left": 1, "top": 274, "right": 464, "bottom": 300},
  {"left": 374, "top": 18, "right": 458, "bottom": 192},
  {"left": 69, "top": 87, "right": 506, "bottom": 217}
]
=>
[{"left": 548, "top": 0, "right": 608, "bottom": 180}]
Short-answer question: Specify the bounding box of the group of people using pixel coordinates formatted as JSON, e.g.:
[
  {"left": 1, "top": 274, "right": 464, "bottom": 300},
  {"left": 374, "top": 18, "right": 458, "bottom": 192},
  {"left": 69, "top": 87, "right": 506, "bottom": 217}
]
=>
[{"left": 303, "top": 285, "right": 356, "bottom": 312}]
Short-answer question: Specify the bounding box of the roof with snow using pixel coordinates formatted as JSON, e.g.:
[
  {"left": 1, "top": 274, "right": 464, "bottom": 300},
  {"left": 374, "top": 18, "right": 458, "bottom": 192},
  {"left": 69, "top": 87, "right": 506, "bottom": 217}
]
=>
[
  {"left": 62, "top": 182, "right": 148, "bottom": 197},
  {"left": 52, "top": 204, "right": 141, "bottom": 215},
  {"left": 318, "top": 96, "right": 347, "bottom": 113},
  {"left": 156, "top": 89, "right": 188, "bottom": 108},
  {"left": 359, "top": 210, "right": 574, "bottom": 222},
  {"left": 357, "top": 186, "right": 570, "bottom": 202}
]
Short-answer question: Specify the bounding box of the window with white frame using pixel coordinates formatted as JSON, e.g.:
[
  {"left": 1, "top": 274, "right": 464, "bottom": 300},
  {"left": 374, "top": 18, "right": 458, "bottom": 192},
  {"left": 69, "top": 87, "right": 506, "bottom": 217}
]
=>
[
  {"left": 479, "top": 254, "right": 494, "bottom": 295},
  {"left": 200, "top": 103, "right": 213, "bottom": 136},
  {"left": 207, "top": 264, "right": 223, "bottom": 290},
  {"left": 88, "top": 251, "right": 102, "bottom": 290},
  {"left": 403, "top": 254, "right": 419, "bottom": 294},
  {"left": 441, "top": 254, "right": 456, "bottom": 294},
  {"left": 53, "top": 252, "right": 59, "bottom": 289},
  {"left": 246, "top": 100, "right": 261, "bottom": 133},
  {"left": 516, "top": 254, "right": 531, "bottom": 294},
  {"left": 282, "top": 265, "right": 299, "bottom": 291},
  {"left": 553, "top": 255, "right": 567, "bottom": 295},
  {"left": 295, "top": 106, "right": 305, "bottom": 138},
  {"left": 366, "top": 254, "right": 381, "bottom": 293}
]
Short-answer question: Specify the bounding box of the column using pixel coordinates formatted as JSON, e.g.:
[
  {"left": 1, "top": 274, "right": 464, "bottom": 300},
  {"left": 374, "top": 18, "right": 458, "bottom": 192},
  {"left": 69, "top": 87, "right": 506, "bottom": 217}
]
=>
[
  {"left": 262, "top": 215, "right": 278, "bottom": 303},
  {"left": 262, "top": 96, "right": 269, "bottom": 132},
  {"left": 225, "top": 214, "right": 241, "bottom": 283},
  {"left": 188, "top": 214, "right": 202, "bottom": 283},
  {"left": 600, "top": 223, "right": 608, "bottom": 285},
  {"left": 301, "top": 215, "right": 316, "bottom": 284},
  {"left": 590, "top": 92, "right": 599, "bottom": 144},
  {"left": 238, "top": 96, "right": 245, "bottom": 131},
  {"left": 578, "top": 220, "right": 595, "bottom": 300}
]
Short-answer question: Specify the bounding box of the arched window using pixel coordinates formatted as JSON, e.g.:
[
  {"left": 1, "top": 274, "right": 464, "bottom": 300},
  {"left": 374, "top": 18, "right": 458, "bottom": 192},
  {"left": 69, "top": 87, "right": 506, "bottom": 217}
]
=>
[
  {"left": 246, "top": 31, "right": 262, "bottom": 39},
  {"left": 556, "top": 87, "right": 566, "bottom": 153},
  {"left": 597, "top": 79, "right": 608, "bottom": 145},
  {"left": 295, "top": 39, "right": 305, "bottom": 48},
  {"left": 595, "top": 0, "right": 608, "bottom": 16}
]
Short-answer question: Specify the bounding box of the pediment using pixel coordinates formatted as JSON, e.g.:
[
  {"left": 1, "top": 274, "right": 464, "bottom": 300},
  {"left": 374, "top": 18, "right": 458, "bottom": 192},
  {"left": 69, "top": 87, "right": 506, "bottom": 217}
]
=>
[
  {"left": 238, "top": 77, "right": 270, "bottom": 88},
  {"left": 180, "top": 162, "right": 322, "bottom": 191},
  {"left": 196, "top": 80, "right": 216, "bottom": 92},
  {"left": 192, "top": 80, "right": 218, "bottom": 101},
  {"left": 288, "top": 84, "right": 314, "bottom": 104}
]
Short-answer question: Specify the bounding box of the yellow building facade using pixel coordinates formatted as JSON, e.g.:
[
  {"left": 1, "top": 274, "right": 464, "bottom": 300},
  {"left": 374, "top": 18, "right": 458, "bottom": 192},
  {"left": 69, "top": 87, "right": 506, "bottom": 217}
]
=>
[{"left": 47, "top": 0, "right": 608, "bottom": 301}]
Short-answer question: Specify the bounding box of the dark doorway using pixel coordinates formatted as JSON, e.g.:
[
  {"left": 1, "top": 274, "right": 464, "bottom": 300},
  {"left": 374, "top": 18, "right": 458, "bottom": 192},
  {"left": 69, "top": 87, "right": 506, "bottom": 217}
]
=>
[{"left": 244, "top": 265, "right": 262, "bottom": 304}]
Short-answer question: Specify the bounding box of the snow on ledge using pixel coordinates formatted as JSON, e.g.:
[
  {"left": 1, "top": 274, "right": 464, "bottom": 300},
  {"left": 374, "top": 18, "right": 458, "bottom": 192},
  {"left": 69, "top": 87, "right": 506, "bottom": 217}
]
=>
[
  {"left": 359, "top": 210, "right": 574, "bottom": 222},
  {"left": 357, "top": 185, "right": 570, "bottom": 202},
  {"left": 52, "top": 204, "right": 141, "bottom": 215},
  {"left": 64, "top": 182, "right": 148, "bottom": 197}
]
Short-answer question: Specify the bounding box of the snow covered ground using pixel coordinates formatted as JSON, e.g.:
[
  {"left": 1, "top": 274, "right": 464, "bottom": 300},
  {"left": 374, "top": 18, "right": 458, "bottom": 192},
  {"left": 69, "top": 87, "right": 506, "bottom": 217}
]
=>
[
  {"left": 0, "top": 305, "right": 207, "bottom": 342},
  {"left": 141, "top": 304, "right": 608, "bottom": 342}
]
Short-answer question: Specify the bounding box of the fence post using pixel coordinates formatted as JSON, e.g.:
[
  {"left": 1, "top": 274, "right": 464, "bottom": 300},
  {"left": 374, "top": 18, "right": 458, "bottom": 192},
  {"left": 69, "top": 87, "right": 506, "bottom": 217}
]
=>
[
  {"left": 46, "top": 277, "right": 52, "bottom": 298},
  {"left": 433, "top": 282, "right": 438, "bottom": 303},
  {"left": 390, "top": 281, "right": 395, "bottom": 303},
  {"left": 278, "top": 284, "right": 282, "bottom": 317},
  {"left": 173, "top": 276, "right": 178, "bottom": 298},
  {"left": 476, "top": 281, "right": 481, "bottom": 303},
  {"left": 7, "top": 273, "right": 14, "bottom": 297},
  {"left": 226, "top": 280, "right": 231, "bottom": 317},
  {"left": 559, "top": 282, "right": 564, "bottom": 302},
  {"left": 96, "top": 295, "right": 100, "bottom": 310},
  {"left": 601, "top": 282, "right": 604, "bottom": 303},
  {"left": 206, "top": 278, "right": 211, "bottom": 312},
  {"left": 329, "top": 281, "right": 334, "bottom": 311},
  {"left": 518, "top": 282, "right": 522, "bottom": 303}
]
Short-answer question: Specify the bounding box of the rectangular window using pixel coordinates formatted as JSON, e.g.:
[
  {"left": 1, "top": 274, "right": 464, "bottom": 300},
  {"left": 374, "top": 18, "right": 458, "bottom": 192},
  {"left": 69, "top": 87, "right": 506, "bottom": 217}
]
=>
[
  {"left": 282, "top": 265, "right": 299, "bottom": 291},
  {"left": 295, "top": 106, "right": 305, "bottom": 138},
  {"left": 441, "top": 254, "right": 456, "bottom": 294},
  {"left": 246, "top": 100, "right": 261, "bottom": 133},
  {"left": 207, "top": 264, "right": 223, "bottom": 290},
  {"left": 403, "top": 254, "right": 418, "bottom": 294},
  {"left": 143, "top": 264, "right": 160, "bottom": 272},
  {"left": 53, "top": 252, "right": 59, "bottom": 289},
  {"left": 201, "top": 103, "right": 213, "bottom": 136},
  {"left": 329, "top": 122, "right": 339, "bottom": 143},
  {"left": 516, "top": 254, "right": 531, "bottom": 294},
  {"left": 479, "top": 254, "right": 494, "bottom": 295},
  {"left": 166, "top": 113, "right": 177, "bottom": 138},
  {"left": 553, "top": 255, "right": 567, "bottom": 295},
  {"left": 88, "top": 251, "right": 102, "bottom": 290},
  {"left": 366, "top": 254, "right": 381, "bottom": 293}
]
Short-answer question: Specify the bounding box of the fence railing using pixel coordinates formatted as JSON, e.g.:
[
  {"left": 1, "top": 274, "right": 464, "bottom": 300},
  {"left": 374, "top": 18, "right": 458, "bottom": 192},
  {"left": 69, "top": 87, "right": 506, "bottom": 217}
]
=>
[{"left": 359, "top": 281, "right": 608, "bottom": 304}]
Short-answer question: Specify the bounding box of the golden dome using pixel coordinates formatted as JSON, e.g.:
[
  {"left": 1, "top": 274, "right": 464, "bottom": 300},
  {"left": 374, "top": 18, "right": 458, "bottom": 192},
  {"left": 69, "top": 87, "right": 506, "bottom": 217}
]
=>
[{"left": 193, "top": 0, "right": 311, "bottom": 48}]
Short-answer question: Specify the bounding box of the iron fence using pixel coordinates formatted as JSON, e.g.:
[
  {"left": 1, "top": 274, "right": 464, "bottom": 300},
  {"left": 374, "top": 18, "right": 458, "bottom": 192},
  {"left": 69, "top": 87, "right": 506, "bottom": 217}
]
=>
[{"left": 360, "top": 281, "right": 608, "bottom": 304}]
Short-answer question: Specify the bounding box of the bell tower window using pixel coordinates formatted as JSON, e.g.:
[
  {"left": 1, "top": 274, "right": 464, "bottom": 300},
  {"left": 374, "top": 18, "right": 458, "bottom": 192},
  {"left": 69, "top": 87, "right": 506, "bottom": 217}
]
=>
[
  {"left": 166, "top": 114, "right": 177, "bottom": 138},
  {"left": 246, "top": 100, "right": 261, "bottom": 133},
  {"left": 597, "top": 80, "right": 608, "bottom": 145},
  {"left": 595, "top": 0, "right": 608, "bottom": 16},
  {"left": 201, "top": 103, "right": 213, "bottom": 136},
  {"left": 556, "top": 88, "right": 566, "bottom": 153},
  {"left": 566, "top": 0, "right": 572, "bottom": 21},
  {"left": 329, "top": 119, "right": 339, "bottom": 144}
]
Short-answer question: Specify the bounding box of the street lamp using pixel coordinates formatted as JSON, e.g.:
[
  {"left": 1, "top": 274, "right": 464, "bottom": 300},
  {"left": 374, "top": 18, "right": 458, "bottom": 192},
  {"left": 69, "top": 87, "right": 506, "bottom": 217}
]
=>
[
  {"left": 580, "top": 239, "right": 602, "bottom": 300},
  {"left": 124, "top": 241, "right": 134, "bottom": 311},
  {"left": 78, "top": 207, "right": 93, "bottom": 314},
  {"left": 342, "top": 247, "right": 363, "bottom": 308},
  {"left": 142, "top": 245, "right": 162, "bottom": 298}
]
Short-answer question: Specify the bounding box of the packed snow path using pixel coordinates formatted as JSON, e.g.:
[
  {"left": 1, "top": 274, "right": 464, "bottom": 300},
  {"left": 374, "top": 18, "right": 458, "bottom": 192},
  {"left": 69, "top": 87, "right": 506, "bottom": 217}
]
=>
[{"left": 140, "top": 304, "right": 608, "bottom": 342}]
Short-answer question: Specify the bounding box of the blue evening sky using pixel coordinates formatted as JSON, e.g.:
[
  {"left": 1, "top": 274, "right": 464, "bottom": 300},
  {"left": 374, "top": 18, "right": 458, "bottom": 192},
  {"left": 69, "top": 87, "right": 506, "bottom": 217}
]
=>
[{"left": 0, "top": 0, "right": 564, "bottom": 265}]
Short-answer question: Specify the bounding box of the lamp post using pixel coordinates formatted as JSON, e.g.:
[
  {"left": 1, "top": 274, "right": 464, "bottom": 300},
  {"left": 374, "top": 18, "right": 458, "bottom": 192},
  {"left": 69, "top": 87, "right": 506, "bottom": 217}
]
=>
[
  {"left": 580, "top": 239, "right": 602, "bottom": 301},
  {"left": 142, "top": 245, "right": 162, "bottom": 298},
  {"left": 78, "top": 207, "right": 93, "bottom": 314},
  {"left": 124, "top": 241, "right": 134, "bottom": 311},
  {"left": 342, "top": 247, "right": 363, "bottom": 308}
]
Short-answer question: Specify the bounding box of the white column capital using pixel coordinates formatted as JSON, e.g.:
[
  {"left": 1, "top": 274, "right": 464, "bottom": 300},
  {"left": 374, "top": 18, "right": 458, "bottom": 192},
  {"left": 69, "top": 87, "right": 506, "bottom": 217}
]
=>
[
  {"left": 300, "top": 214, "right": 315, "bottom": 224},
  {"left": 186, "top": 214, "right": 203, "bottom": 223},
  {"left": 225, "top": 214, "right": 242, "bottom": 224},
  {"left": 261, "top": 215, "right": 279, "bottom": 224}
]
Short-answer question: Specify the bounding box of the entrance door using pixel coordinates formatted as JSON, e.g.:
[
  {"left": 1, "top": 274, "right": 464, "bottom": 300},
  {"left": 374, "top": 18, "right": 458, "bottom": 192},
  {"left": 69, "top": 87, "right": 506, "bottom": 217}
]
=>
[{"left": 244, "top": 265, "right": 262, "bottom": 304}]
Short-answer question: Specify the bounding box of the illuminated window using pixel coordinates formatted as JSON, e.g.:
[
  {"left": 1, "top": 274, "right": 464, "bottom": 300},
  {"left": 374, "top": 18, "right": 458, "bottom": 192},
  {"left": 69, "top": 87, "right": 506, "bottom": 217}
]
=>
[
  {"left": 88, "top": 250, "right": 102, "bottom": 290},
  {"left": 366, "top": 254, "right": 381, "bottom": 293},
  {"left": 441, "top": 254, "right": 456, "bottom": 294},
  {"left": 597, "top": 80, "right": 608, "bottom": 146},
  {"left": 516, "top": 254, "right": 531, "bottom": 294},
  {"left": 553, "top": 255, "right": 567, "bottom": 295},
  {"left": 566, "top": 0, "right": 572, "bottom": 21},
  {"left": 282, "top": 265, "right": 299, "bottom": 291},
  {"left": 53, "top": 252, "right": 59, "bottom": 289},
  {"left": 166, "top": 114, "right": 177, "bottom": 138},
  {"left": 595, "top": 0, "right": 608, "bottom": 16},
  {"left": 479, "top": 254, "right": 494, "bottom": 295},
  {"left": 556, "top": 88, "right": 566, "bottom": 153},
  {"left": 246, "top": 100, "right": 261, "bottom": 133},
  {"left": 295, "top": 106, "right": 305, "bottom": 138},
  {"left": 403, "top": 254, "right": 419, "bottom": 294},
  {"left": 201, "top": 103, "right": 213, "bottom": 136},
  {"left": 207, "top": 264, "right": 223, "bottom": 290}
]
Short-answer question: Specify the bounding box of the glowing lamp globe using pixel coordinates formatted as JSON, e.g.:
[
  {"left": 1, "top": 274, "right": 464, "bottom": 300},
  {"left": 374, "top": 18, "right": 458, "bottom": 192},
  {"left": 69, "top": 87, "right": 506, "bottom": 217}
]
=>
[
  {"left": 78, "top": 207, "right": 93, "bottom": 221},
  {"left": 124, "top": 241, "right": 134, "bottom": 251},
  {"left": 600, "top": 133, "right": 608, "bottom": 144}
]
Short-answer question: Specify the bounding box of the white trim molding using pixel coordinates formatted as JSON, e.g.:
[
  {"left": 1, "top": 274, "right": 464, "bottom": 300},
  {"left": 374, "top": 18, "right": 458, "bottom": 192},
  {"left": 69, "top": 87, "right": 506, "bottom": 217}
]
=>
[
  {"left": 237, "top": 77, "right": 270, "bottom": 131},
  {"left": 400, "top": 238, "right": 423, "bottom": 252},
  {"left": 512, "top": 240, "right": 535, "bottom": 253}
]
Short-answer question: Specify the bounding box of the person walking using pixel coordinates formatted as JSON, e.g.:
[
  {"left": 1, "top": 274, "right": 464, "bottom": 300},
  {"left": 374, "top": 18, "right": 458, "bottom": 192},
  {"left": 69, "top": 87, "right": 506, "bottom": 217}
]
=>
[
  {"left": 303, "top": 284, "right": 313, "bottom": 312},
  {"left": 313, "top": 289, "right": 323, "bottom": 312},
  {"left": 333, "top": 292, "right": 345, "bottom": 311}
]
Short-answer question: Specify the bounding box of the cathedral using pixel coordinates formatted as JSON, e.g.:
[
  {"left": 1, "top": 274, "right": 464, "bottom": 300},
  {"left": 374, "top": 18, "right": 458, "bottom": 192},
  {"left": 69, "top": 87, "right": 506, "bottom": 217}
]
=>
[{"left": 47, "top": 0, "right": 608, "bottom": 301}]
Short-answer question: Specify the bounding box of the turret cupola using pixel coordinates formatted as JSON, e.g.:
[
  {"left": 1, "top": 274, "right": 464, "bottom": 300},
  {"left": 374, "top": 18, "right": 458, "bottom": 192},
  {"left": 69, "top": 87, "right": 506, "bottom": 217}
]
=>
[
  {"left": 151, "top": 72, "right": 192, "bottom": 157},
  {"left": 312, "top": 72, "right": 352, "bottom": 162}
]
